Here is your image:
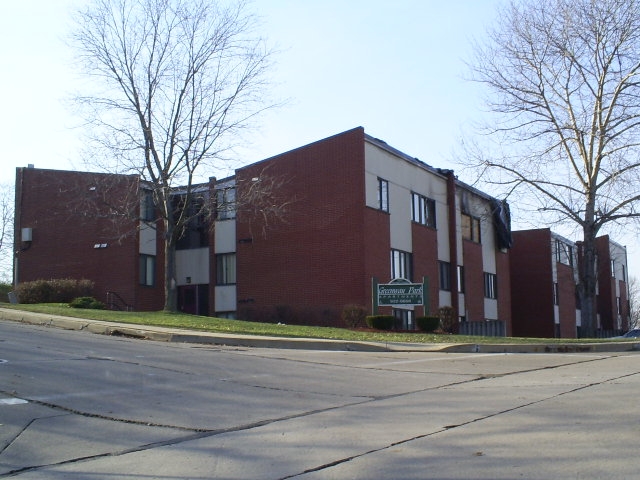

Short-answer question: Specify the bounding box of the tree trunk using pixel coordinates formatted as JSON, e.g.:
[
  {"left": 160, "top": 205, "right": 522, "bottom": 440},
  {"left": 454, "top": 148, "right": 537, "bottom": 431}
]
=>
[
  {"left": 163, "top": 217, "right": 178, "bottom": 313},
  {"left": 579, "top": 228, "right": 598, "bottom": 337}
]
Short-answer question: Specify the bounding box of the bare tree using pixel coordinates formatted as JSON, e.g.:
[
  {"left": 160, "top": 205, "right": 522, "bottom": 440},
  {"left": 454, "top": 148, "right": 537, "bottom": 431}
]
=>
[
  {"left": 0, "top": 184, "right": 14, "bottom": 283},
  {"left": 71, "top": 0, "right": 276, "bottom": 312},
  {"left": 628, "top": 276, "right": 640, "bottom": 330},
  {"left": 467, "top": 0, "right": 640, "bottom": 336}
]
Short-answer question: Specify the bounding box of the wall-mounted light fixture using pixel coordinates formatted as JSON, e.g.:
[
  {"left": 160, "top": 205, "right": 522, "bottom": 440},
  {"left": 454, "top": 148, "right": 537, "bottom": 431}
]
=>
[
  {"left": 20, "top": 228, "right": 33, "bottom": 251},
  {"left": 21, "top": 228, "right": 33, "bottom": 242}
]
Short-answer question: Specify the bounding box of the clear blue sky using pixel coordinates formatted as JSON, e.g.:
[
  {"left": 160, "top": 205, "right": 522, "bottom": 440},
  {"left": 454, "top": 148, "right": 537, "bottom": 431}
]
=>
[
  {"left": 3, "top": 0, "right": 639, "bottom": 276},
  {"left": 0, "top": 0, "right": 499, "bottom": 182}
]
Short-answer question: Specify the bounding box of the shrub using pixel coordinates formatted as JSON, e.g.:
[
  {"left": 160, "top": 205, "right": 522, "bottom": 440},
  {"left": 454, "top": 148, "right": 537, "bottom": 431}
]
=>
[
  {"left": 365, "top": 315, "right": 395, "bottom": 330},
  {"left": 15, "top": 279, "right": 95, "bottom": 304},
  {"left": 439, "top": 306, "right": 457, "bottom": 333},
  {"left": 342, "top": 304, "right": 368, "bottom": 328},
  {"left": 416, "top": 315, "right": 440, "bottom": 332},
  {"left": 0, "top": 283, "right": 12, "bottom": 303},
  {"left": 69, "top": 296, "right": 105, "bottom": 310}
]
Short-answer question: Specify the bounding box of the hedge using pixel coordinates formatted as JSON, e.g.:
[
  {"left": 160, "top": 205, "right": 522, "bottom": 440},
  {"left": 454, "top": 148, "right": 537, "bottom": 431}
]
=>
[{"left": 365, "top": 315, "right": 395, "bottom": 330}]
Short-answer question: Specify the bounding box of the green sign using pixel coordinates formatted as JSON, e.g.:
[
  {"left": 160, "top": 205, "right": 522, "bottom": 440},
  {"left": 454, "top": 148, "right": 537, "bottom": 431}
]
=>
[{"left": 376, "top": 279, "right": 424, "bottom": 306}]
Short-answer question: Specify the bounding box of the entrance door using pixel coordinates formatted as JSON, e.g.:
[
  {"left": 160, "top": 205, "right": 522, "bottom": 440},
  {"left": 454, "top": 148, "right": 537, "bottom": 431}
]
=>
[{"left": 179, "top": 285, "right": 198, "bottom": 315}]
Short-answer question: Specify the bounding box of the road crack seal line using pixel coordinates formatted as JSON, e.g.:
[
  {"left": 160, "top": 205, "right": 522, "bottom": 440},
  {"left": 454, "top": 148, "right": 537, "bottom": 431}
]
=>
[{"left": 278, "top": 358, "right": 640, "bottom": 479}]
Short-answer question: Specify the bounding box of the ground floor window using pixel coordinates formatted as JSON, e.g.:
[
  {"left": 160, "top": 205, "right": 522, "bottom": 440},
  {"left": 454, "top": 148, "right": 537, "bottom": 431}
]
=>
[
  {"left": 139, "top": 254, "right": 156, "bottom": 286},
  {"left": 484, "top": 272, "right": 498, "bottom": 299}
]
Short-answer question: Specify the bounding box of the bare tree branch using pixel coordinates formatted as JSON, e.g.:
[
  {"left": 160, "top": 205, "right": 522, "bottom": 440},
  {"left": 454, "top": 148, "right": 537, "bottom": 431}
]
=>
[
  {"left": 465, "top": 0, "right": 640, "bottom": 335},
  {"left": 70, "top": 0, "right": 278, "bottom": 312}
]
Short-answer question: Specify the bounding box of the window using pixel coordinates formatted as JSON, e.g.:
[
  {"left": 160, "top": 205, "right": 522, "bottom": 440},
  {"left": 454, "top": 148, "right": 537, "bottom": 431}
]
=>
[
  {"left": 216, "top": 187, "right": 236, "bottom": 220},
  {"left": 617, "top": 297, "right": 622, "bottom": 315},
  {"left": 139, "top": 254, "right": 156, "bottom": 286},
  {"left": 175, "top": 195, "right": 209, "bottom": 250},
  {"left": 461, "top": 213, "right": 480, "bottom": 243},
  {"left": 411, "top": 193, "right": 436, "bottom": 227},
  {"left": 140, "top": 190, "right": 155, "bottom": 221},
  {"left": 555, "top": 240, "right": 574, "bottom": 266},
  {"left": 378, "top": 178, "right": 389, "bottom": 212},
  {"left": 391, "top": 249, "right": 413, "bottom": 280},
  {"left": 611, "top": 260, "right": 615, "bottom": 277},
  {"left": 216, "top": 253, "right": 236, "bottom": 285},
  {"left": 484, "top": 272, "right": 498, "bottom": 299},
  {"left": 622, "top": 264, "right": 626, "bottom": 282},
  {"left": 553, "top": 283, "right": 559, "bottom": 305},
  {"left": 457, "top": 265, "right": 465, "bottom": 293},
  {"left": 439, "top": 261, "right": 451, "bottom": 291}
]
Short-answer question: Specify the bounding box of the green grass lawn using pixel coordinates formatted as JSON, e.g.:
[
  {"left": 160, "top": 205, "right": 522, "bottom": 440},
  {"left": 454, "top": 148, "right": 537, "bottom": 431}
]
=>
[{"left": 0, "top": 303, "right": 614, "bottom": 344}]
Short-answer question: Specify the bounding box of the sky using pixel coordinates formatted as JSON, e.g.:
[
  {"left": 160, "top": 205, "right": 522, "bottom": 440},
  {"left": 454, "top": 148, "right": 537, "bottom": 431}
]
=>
[{"left": 2, "top": 0, "right": 640, "bottom": 278}]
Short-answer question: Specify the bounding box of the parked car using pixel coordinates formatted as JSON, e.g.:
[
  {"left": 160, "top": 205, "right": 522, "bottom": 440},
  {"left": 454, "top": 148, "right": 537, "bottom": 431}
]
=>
[{"left": 614, "top": 329, "right": 640, "bottom": 339}]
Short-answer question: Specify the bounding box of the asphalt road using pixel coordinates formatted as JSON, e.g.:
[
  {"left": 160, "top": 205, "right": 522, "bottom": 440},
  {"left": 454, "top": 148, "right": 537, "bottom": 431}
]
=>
[{"left": 1, "top": 320, "right": 639, "bottom": 479}]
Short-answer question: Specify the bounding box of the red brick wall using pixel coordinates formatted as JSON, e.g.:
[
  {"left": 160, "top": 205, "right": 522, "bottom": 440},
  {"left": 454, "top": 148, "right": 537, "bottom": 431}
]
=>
[
  {"left": 363, "top": 207, "right": 391, "bottom": 314},
  {"left": 235, "top": 128, "right": 368, "bottom": 326},
  {"left": 496, "top": 250, "right": 512, "bottom": 334},
  {"left": 595, "top": 236, "right": 616, "bottom": 330},
  {"left": 411, "top": 223, "right": 439, "bottom": 316},
  {"left": 557, "top": 262, "right": 577, "bottom": 338},
  {"left": 462, "top": 240, "right": 484, "bottom": 322},
  {"left": 510, "top": 229, "right": 555, "bottom": 337},
  {"left": 15, "top": 168, "right": 164, "bottom": 311}
]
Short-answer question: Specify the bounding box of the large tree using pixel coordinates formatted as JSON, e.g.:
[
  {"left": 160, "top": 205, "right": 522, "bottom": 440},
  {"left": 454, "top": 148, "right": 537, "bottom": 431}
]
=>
[
  {"left": 468, "top": 0, "right": 640, "bottom": 336},
  {"left": 71, "top": 0, "right": 275, "bottom": 312},
  {"left": 0, "top": 184, "right": 14, "bottom": 283}
]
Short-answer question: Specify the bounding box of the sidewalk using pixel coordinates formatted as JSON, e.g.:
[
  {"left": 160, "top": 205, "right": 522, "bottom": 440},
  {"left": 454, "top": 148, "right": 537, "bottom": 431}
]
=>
[{"left": 2, "top": 307, "right": 638, "bottom": 354}]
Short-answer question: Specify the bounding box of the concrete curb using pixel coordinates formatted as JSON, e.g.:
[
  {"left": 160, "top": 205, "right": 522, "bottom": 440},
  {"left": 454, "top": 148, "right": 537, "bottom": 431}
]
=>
[{"left": 2, "top": 307, "right": 639, "bottom": 353}]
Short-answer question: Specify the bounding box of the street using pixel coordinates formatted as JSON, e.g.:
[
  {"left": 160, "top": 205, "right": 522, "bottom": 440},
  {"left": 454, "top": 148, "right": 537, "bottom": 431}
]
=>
[{"left": 1, "top": 320, "right": 639, "bottom": 479}]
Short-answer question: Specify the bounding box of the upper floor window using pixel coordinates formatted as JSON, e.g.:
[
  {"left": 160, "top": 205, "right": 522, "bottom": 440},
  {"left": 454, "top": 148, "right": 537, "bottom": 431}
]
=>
[
  {"left": 378, "top": 178, "right": 389, "bottom": 212},
  {"left": 611, "top": 260, "right": 616, "bottom": 277},
  {"left": 555, "top": 239, "right": 574, "bottom": 266},
  {"left": 553, "top": 282, "right": 559, "bottom": 305},
  {"left": 175, "top": 195, "right": 209, "bottom": 250},
  {"left": 461, "top": 213, "right": 480, "bottom": 243},
  {"left": 391, "top": 249, "right": 413, "bottom": 281},
  {"left": 216, "top": 187, "right": 236, "bottom": 220},
  {"left": 140, "top": 189, "right": 155, "bottom": 221},
  {"left": 411, "top": 193, "right": 436, "bottom": 228},
  {"left": 484, "top": 272, "right": 498, "bottom": 299}
]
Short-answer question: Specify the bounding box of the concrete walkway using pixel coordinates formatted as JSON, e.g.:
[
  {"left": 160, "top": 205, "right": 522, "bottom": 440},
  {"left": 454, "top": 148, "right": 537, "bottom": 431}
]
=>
[{"left": 1, "top": 307, "right": 638, "bottom": 354}]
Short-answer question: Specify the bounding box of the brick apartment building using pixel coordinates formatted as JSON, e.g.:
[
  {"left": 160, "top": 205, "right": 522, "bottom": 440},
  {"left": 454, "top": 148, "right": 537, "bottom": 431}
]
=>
[
  {"left": 14, "top": 127, "right": 514, "bottom": 332},
  {"left": 510, "top": 229, "right": 629, "bottom": 338}
]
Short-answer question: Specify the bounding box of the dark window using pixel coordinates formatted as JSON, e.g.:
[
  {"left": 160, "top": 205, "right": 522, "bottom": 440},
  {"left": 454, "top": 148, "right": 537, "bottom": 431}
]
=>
[
  {"left": 411, "top": 193, "right": 436, "bottom": 227},
  {"left": 461, "top": 213, "right": 480, "bottom": 243},
  {"left": 139, "top": 254, "right": 156, "bottom": 286},
  {"left": 457, "top": 265, "right": 465, "bottom": 293},
  {"left": 391, "top": 249, "right": 413, "bottom": 281},
  {"left": 378, "top": 178, "right": 389, "bottom": 212},
  {"left": 216, "top": 253, "right": 236, "bottom": 285},
  {"left": 175, "top": 195, "right": 209, "bottom": 250},
  {"left": 216, "top": 187, "right": 236, "bottom": 220},
  {"left": 140, "top": 189, "right": 155, "bottom": 221},
  {"left": 553, "top": 283, "right": 559, "bottom": 305},
  {"left": 439, "top": 261, "right": 451, "bottom": 291},
  {"left": 484, "top": 272, "right": 498, "bottom": 299}
]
